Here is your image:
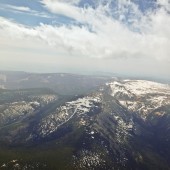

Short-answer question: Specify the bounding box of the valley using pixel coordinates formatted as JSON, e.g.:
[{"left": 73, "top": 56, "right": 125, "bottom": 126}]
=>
[{"left": 0, "top": 72, "right": 170, "bottom": 170}]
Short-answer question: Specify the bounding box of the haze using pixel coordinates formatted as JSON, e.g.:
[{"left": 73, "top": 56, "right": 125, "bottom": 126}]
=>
[{"left": 0, "top": 0, "right": 170, "bottom": 79}]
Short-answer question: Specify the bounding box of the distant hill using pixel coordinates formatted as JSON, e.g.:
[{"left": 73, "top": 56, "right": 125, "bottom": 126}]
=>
[{"left": 0, "top": 71, "right": 111, "bottom": 95}]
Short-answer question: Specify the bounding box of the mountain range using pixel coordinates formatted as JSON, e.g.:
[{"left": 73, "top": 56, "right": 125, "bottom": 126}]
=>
[{"left": 0, "top": 71, "right": 170, "bottom": 170}]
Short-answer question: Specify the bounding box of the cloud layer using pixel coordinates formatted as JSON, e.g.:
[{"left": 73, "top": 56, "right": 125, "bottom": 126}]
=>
[
  {"left": 40, "top": 0, "right": 170, "bottom": 60},
  {"left": 0, "top": 0, "right": 170, "bottom": 77}
]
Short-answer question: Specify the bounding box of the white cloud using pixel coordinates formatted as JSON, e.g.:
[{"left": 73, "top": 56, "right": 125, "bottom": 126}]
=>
[
  {"left": 41, "top": 0, "right": 82, "bottom": 21},
  {"left": 157, "top": 0, "right": 170, "bottom": 12},
  {"left": 0, "top": 4, "right": 53, "bottom": 18},
  {"left": 0, "top": 0, "right": 170, "bottom": 77},
  {"left": 39, "top": 0, "right": 170, "bottom": 61},
  {"left": 5, "top": 5, "right": 31, "bottom": 12},
  {"left": 0, "top": 4, "right": 31, "bottom": 12},
  {"left": 57, "top": 0, "right": 81, "bottom": 5}
]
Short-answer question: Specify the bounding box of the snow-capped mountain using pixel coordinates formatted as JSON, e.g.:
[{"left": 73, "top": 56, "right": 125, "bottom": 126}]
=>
[
  {"left": 107, "top": 80, "right": 170, "bottom": 119},
  {"left": 0, "top": 79, "right": 170, "bottom": 170}
]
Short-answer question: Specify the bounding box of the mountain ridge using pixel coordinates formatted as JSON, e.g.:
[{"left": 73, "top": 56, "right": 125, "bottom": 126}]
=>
[{"left": 0, "top": 78, "right": 170, "bottom": 169}]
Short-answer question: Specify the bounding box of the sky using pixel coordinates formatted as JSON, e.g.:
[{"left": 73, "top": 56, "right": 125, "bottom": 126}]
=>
[{"left": 0, "top": 0, "right": 170, "bottom": 79}]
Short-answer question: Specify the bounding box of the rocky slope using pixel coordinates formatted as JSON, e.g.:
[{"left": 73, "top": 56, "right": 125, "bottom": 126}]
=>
[
  {"left": 107, "top": 80, "right": 170, "bottom": 118},
  {"left": 0, "top": 79, "right": 170, "bottom": 170}
]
